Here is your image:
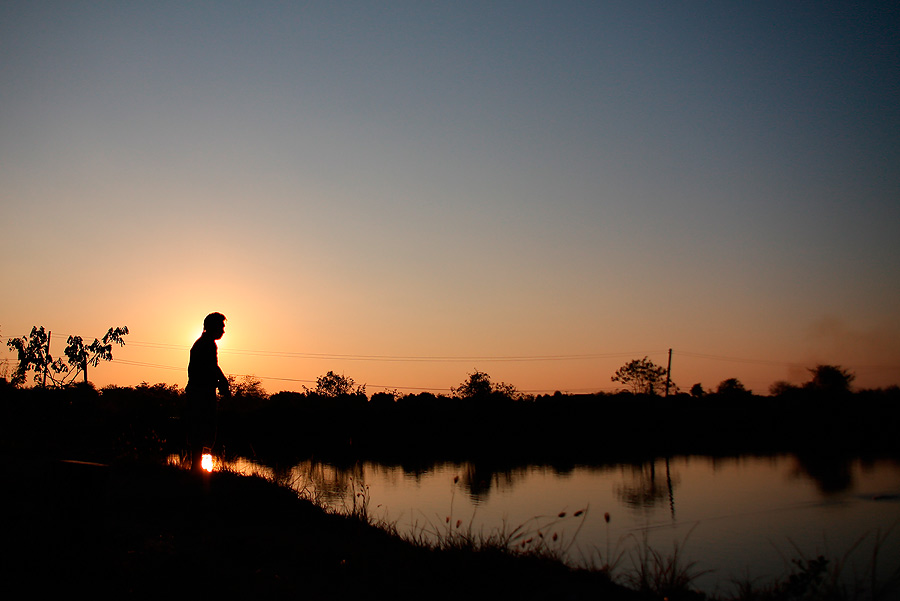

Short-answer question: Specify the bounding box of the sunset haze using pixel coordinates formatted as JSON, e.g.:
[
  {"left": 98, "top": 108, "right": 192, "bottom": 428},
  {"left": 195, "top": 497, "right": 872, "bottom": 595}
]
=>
[{"left": 3, "top": 1, "right": 899, "bottom": 394}]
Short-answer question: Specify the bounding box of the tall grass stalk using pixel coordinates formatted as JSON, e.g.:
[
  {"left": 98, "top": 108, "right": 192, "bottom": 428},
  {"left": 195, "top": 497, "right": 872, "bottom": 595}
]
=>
[
  {"left": 341, "top": 475, "right": 371, "bottom": 522},
  {"left": 404, "top": 507, "right": 592, "bottom": 563},
  {"left": 397, "top": 477, "right": 593, "bottom": 565},
  {"left": 622, "top": 525, "right": 710, "bottom": 599},
  {"left": 729, "top": 522, "right": 900, "bottom": 601}
]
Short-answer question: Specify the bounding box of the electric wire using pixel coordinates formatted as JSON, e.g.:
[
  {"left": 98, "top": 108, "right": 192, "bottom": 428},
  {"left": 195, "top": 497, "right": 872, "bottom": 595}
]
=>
[
  {"left": 124, "top": 339, "right": 664, "bottom": 363},
  {"left": 5, "top": 335, "right": 900, "bottom": 393}
]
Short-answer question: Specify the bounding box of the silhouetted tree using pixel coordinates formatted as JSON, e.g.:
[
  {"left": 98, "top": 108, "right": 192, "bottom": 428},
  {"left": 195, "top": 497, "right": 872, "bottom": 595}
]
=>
[
  {"left": 715, "top": 378, "right": 750, "bottom": 397},
  {"left": 227, "top": 375, "right": 267, "bottom": 400},
  {"left": 805, "top": 364, "right": 855, "bottom": 395},
  {"left": 7, "top": 326, "right": 53, "bottom": 386},
  {"left": 689, "top": 383, "right": 704, "bottom": 398},
  {"left": 452, "top": 370, "right": 491, "bottom": 398},
  {"left": 305, "top": 370, "right": 366, "bottom": 397},
  {"left": 6, "top": 325, "right": 127, "bottom": 386},
  {"left": 451, "top": 369, "right": 522, "bottom": 400},
  {"left": 62, "top": 327, "right": 129, "bottom": 384},
  {"left": 611, "top": 357, "right": 668, "bottom": 395},
  {"left": 369, "top": 390, "right": 398, "bottom": 409}
]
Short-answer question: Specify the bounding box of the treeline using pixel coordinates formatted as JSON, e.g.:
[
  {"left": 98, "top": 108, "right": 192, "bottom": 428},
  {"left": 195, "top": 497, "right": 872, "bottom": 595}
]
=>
[
  {"left": 2, "top": 376, "right": 899, "bottom": 467},
  {"left": 225, "top": 385, "right": 900, "bottom": 463}
]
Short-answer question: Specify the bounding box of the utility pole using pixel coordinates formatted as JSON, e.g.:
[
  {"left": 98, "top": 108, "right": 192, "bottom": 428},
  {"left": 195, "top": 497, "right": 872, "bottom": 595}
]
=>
[
  {"left": 43, "top": 331, "right": 51, "bottom": 388},
  {"left": 664, "top": 348, "right": 672, "bottom": 397}
]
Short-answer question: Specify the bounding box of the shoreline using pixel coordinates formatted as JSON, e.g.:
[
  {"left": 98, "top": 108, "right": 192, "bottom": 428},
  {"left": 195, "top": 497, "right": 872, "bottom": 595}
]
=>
[
  {"left": 4, "top": 455, "right": 641, "bottom": 600},
  {"left": 5, "top": 452, "right": 899, "bottom": 600},
  {"left": 3, "top": 384, "right": 899, "bottom": 599}
]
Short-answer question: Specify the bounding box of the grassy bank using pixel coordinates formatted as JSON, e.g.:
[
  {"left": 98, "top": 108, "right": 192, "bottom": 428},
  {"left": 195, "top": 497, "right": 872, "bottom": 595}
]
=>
[
  {"left": 3, "top": 456, "right": 639, "bottom": 600},
  {"left": 4, "top": 453, "right": 898, "bottom": 600},
  {"left": 2, "top": 383, "right": 898, "bottom": 599}
]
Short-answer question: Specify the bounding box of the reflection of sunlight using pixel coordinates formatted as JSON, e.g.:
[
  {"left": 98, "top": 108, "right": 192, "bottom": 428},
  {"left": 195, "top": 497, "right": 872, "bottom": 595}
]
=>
[
  {"left": 223, "top": 457, "right": 275, "bottom": 480},
  {"left": 202, "top": 453, "right": 213, "bottom": 472}
]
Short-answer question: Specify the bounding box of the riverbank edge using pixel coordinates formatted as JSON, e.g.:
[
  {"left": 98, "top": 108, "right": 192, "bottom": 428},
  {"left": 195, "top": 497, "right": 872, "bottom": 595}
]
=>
[{"left": 3, "top": 455, "right": 655, "bottom": 601}]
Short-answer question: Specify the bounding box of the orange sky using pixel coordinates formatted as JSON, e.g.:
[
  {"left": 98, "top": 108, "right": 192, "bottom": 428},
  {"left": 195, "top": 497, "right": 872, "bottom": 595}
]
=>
[{"left": 3, "top": 3, "right": 899, "bottom": 394}]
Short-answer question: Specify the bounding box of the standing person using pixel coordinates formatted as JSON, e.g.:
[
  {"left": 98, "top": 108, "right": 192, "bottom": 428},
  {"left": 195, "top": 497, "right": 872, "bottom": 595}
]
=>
[{"left": 186, "top": 312, "right": 230, "bottom": 472}]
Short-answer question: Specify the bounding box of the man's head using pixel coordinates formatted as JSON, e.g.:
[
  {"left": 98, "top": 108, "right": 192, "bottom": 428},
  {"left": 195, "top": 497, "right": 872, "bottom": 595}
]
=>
[{"left": 203, "top": 312, "right": 227, "bottom": 339}]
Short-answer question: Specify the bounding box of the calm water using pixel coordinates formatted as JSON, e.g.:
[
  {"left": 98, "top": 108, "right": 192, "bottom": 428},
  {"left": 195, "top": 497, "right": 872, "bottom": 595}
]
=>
[{"left": 203, "top": 454, "right": 900, "bottom": 595}]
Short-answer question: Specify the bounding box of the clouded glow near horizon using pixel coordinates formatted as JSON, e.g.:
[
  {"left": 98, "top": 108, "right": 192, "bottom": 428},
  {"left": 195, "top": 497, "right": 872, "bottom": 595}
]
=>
[{"left": 2, "top": 2, "right": 899, "bottom": 393}]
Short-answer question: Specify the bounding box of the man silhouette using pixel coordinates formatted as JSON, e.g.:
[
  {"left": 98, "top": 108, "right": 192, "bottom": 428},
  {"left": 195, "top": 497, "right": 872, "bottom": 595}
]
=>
[{"left": 186, "top": 312, "right": 230, "bottom": 472}]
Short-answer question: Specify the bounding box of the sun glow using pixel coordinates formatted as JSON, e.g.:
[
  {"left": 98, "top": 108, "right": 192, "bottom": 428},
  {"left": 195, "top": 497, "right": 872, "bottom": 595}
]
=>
[{"left": 201, "top": 453, "right": 214, "bottom": 472}]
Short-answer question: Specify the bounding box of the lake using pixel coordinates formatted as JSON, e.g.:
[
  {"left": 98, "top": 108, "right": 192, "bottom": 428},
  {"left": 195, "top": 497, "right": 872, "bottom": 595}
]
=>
[{"left": 192, "top": 453, "right": 900, "bottom": 596}]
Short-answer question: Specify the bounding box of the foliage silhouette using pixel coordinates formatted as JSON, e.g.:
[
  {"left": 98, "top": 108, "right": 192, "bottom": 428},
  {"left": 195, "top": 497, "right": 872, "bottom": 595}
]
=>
[
  {"left": 62, "top": 327, "right": 129, "bottom": 384},
  {"left": 452, "top": 369, "right": 523, "bottom": 400},
  {"left": 715, "top": 378, "right": 750, "bottom": 398},
  {"left": 227, "top": 374, "right": 267, "bottom": 400},
  {"left": 6, "top": 326, "right": 52, "bottom": 386},
  {"left": 3, "top": 380, "right": 900, "bottom": 487},
  {"left": 611, "top": 357, "right": 670, "bottom": 395},
  {"left": 305, "top": 370, "right": 366, "bottom": 398},
  {"left": 5, "top": 357, "right": 899, "bottom": 473},
  {"left": 6, "top": 325, "right": 128, "bottom": 386},
  {"left": 805, "top": 364, "right": 855, "bottom": 395}
]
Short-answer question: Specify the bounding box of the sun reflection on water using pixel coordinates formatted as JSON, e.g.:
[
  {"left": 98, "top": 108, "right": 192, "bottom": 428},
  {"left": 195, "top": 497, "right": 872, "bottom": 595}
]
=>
[{"left": 165, "top": 453, "right": 219, "bottom": 472}]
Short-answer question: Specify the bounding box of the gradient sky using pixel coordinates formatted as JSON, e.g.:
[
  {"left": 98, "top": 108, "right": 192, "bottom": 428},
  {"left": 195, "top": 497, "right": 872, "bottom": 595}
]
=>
[{"left": 2, "top": 1, "right": 899, "bottom": 394}]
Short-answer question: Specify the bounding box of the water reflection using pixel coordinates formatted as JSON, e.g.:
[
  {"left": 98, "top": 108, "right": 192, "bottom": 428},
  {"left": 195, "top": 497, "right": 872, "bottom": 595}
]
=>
[
  {"left": 200, "top": 453, "right": 214, "bottom": 473},
  {"left": 162, "top": 452, "right": 900, "bottom": 593},
  {"left": 791, "top": 453, "right": 854, "bottom": 494},
  {"left": 168, "top": 451, "right": 879, "bottom": 509},
  {"left": 169, "top": 451, "right": 876, "bottom": 516},
  {"left": 459, "top": 462, "right": 526, "bottom": 502},
  {"left": 282, "top": 460, "right": 366, "bottom": 508},
  {"left": 615, "top": 458, "right": 679, "bottom": 518}
]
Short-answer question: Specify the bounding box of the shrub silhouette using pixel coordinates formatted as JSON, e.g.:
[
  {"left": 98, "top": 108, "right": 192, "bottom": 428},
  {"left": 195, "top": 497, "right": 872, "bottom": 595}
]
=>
[
  {"left": 611, "top": 357, "right": 669, "bottom": 395},
  {"left": 305, "top": 370, "right": 366, "bottom": 398},
  {"left": 805, "top": 364, "right": 855, "bottom": 395},
  {"left": 715, "top": 378, "right": 750, "bottom": 398}
]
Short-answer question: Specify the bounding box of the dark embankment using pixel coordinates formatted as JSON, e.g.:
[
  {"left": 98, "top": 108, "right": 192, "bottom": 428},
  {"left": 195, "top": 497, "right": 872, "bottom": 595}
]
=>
[
  {"left": 3, "top": 457, "right": 642, "bottom": 601},
  {"left": 221, "top": 387, "right": 900, "bottom": 467},
  {"left": 2, "top": 380, "right": 899, "bottom": 476},
  {"left": 2, "top": 382, "right": 897, "bottom": 599}
]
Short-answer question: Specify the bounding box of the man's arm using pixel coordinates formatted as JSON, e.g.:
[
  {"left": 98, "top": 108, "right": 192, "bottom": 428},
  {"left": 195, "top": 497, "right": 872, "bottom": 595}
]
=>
[{"left": 217, "top": 366, "right": 230, "bottom": 397}]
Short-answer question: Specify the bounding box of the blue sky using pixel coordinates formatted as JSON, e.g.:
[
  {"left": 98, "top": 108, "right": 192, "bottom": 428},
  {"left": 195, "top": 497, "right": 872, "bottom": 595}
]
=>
[{"left": 2, "top": 1, "right": 899, "bottom": 392}]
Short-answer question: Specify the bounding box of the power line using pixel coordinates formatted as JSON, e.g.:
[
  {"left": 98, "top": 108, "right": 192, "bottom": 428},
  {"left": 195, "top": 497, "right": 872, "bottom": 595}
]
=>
[
  {"left": 119, "top": 342, "right": 669, "bottom": 392},
  {"left": 110, "top": 359, "right": 619, "bottom": 394},
  {"left": 125, "top": 340, "right": 667, "bottom": 363},
  {"left": 676, "top": 351, "right": 807, "bottom": 369},
  {"left": 7, "top": 337, "right": 900, "bottom": 372},
  {"left": 6, "top": 335, "right": 660, "bottom": 362},
  {"left": 112, "top": 359, "right": 446, "bottom": 392},
  {"left": 7, "top": 336, "right": 900, "bottom": 392},
  {"left": 113, "top": 359, "right": 184, "bottom": 372}
]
